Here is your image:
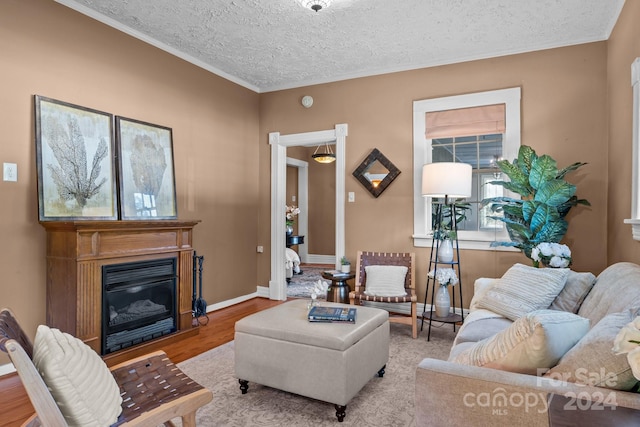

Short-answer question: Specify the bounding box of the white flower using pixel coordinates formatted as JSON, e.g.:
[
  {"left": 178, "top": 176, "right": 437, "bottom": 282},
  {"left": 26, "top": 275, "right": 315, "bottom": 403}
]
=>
[
  {"left": 310, "top": 279, "right": 329, "bottom": 299},
  {"left": 531, "top": 242, "right": 571, "bottom": 268},
  {"left": 612, "top": 316, "right": 640, "bottom": 381},
  {"left": 428, "top": 268, "right": 458, "bottom": 286},
  {"left": 286, "top": 205, "right": 300, "bottom": 220}
]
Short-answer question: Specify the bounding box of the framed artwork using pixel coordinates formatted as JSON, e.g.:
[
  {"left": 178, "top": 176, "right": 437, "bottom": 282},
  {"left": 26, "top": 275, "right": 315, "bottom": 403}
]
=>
[
  {"left": 115, "top": 116, "right": 177, "bottom": 220},
  {"left": 34, "top": 95, "right": 118, "bottom": 221}
]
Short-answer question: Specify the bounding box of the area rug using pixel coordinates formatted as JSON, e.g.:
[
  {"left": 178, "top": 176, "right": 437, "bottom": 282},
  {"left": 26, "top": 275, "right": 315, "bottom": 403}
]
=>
[
  {"left": 176, "top": 322, "right": 456, "bottom": 426},
  {"left": 287, "top": 265, "right": 332, "bottom": 298}
]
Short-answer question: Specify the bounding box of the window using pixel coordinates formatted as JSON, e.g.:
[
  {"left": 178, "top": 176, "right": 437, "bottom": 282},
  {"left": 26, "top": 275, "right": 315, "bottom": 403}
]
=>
[{"left": 413, "top": 87, "right": 521, "bottom": 250}]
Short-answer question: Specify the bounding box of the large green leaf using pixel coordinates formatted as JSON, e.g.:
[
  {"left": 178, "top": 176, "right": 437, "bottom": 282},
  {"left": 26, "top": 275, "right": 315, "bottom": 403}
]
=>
[
  {"left": 481, "top": 196, "right": 521, "bottom": 206},
  {"left": 532, "top": 219, "right": 568, "bottom": 243},
  {"left": 522, "top": 200, "right": 537, "bottom": 223},
  {"left": 490, "top": 241, "right": 520, "bottom": 248},
  {"left": 557, "top": 162, "right": 588, "bottom": 180},
  {"left": 493, "top": 172, "right": 532, "bottom": 197},
  {"left": 529, "top": 204, "right": 549, "bottom": 236},
  {"left": 535, "top": 180, "right": 576, "bottom": 207},
  {"left": 529, "top": 155, "right": 558, "bottom": 190},
  {"left": 502, "top": 204, "right": 525, "bottom": 221},
  {"left": 517, "top": 145, "right": 537, "bottom": 175},
  {"left": 490, "top": 180, "right": 533, "bottom": 197},
  {"left": 556, "top": 196, "right": 591, "bottom": 217}
]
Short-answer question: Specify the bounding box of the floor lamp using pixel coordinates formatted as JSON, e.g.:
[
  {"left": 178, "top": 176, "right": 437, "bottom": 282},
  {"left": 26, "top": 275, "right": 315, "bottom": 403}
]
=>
[{"left": 420, "top": 162, "right": 472, "bottom": 340}]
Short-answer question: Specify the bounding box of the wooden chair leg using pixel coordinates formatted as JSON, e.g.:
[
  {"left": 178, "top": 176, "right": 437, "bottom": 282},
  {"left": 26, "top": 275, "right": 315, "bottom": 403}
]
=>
[
  {"left": 181, "top": 412, "right": 197, "bottom": 427},
  {"left": 411, "top": 302, "right": 418, "bottom": 339}
]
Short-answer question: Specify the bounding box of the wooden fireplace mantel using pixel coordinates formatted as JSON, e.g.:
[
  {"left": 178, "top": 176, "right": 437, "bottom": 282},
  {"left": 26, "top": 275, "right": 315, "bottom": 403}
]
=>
[{"left": 41, "top": 220, "right": 201, "bottom": 361}]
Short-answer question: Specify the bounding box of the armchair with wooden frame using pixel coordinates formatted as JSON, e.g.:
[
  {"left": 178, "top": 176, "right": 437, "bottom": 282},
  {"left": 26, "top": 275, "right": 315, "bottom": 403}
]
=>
[
  {"left": 349, "top": 251, "right": 417, "bottom": 339},
  {"left": 0, "top": 308, "right": 212, "bottom": 427}
]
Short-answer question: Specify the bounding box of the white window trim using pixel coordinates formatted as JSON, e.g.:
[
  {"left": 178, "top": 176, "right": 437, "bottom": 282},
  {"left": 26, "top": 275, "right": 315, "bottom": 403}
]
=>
[
  {"left": 413, "top": 87, "right": 522, "bottom": 250},
  {"left": 625, "top": 58, "right": 640, "bottom": 239}
]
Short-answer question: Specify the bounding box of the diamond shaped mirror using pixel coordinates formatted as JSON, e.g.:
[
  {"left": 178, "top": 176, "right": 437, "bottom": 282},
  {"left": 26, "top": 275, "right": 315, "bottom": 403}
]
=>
[{"left": 352, "top": 148, "right": 401, "bottom": 198}]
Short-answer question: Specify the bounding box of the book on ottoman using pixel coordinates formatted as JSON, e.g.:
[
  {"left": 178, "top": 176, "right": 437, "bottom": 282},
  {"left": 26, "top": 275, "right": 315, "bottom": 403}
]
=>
[{"left": 308, "top": 306, "right": 357, "bottom": 323}]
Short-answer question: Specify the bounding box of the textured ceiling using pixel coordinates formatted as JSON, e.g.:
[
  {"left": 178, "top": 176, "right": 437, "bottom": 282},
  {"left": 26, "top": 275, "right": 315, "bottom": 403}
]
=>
[{"left": 56, "top": 0, "right": 625, "bottom": 93}]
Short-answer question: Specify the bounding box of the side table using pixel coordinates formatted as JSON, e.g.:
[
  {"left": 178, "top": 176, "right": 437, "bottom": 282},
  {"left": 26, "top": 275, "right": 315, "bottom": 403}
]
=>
[
  {"left": 286, "top": 235, "right": 304, "bottom": 248},
  {"left": 321, "top": 271, "right": 355, "bottom": 304}
]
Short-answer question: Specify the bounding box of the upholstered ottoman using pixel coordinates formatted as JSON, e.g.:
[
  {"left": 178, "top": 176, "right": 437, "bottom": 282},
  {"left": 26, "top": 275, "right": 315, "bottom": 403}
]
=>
[{"left": 234, "top": 299, "right": 390, "bottom": 422}]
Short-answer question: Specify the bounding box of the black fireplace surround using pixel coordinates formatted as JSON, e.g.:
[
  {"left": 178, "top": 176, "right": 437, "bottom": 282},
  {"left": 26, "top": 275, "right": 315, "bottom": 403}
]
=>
[{"left": 101, "top": 258, "right": 178, "bottom": 355}]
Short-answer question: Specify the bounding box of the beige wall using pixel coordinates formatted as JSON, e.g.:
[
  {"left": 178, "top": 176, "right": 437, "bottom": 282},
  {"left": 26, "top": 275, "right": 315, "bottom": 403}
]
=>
[
  {"left": 307, "top": 150, "right": 336, "bottom": 255},
  {"left": 0, "top": 0, "right": 259, "bottom": 363},
  {"left": 258, "top": 42, "right": 609, "bottom": 308},
  {"left": 607, "top": 0, "right": 640, "bottom": 263}
]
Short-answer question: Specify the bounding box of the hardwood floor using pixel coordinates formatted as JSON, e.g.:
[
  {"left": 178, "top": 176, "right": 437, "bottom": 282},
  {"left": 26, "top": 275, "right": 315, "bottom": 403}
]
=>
[{"left": 0, "top": 297, "right": 285, "bottom": 427}]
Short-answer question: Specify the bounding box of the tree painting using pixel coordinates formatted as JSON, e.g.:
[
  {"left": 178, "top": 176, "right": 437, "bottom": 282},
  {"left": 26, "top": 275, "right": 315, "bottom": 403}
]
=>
[
  {"left": 129, "top": 133, "right": 167, "bottom": 202},
  {"left": 117, "top": 118, "right": 177, "bottom": 220},
  {"left": 45, "top": 116, "right": 108, "bottom": 208},
  {"left": 36, "top": 96, "right": 116, "bottom": 220}
]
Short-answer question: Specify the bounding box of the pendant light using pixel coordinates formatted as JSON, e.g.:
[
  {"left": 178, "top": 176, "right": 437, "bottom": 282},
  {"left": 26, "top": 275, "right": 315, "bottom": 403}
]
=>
[
  {"left": 298, "top": 1, "right": 331, "bottom": 12},
  {"left": 312, "top": 143, "right": 336, "bottom": 164}
]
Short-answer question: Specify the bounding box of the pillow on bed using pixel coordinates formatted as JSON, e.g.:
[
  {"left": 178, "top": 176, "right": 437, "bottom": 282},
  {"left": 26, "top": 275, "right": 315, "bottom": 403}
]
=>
[{"left": 364, "top": 265, "right": 408, "bottom": 297}]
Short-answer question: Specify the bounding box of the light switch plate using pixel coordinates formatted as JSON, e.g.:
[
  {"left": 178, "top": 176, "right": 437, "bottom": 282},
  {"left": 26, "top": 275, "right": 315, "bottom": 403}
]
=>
[
  {"left": 348, "top": 192, "right": 355, "bottom": 202},
  {"left": 3, "top": 163, "right": 17, "bottom": 182}
]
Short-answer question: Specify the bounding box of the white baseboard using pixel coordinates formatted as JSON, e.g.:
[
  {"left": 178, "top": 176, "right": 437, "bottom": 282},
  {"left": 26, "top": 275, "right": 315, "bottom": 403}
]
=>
[
  {"left": 206, "top": 292, "right": 260, "bottom": 312},
  {"left": 0, "top": 363, "right": 16, "bottom": 377},
  {"left": 256, "top": 286, "right": 270, "bottom": 298}
]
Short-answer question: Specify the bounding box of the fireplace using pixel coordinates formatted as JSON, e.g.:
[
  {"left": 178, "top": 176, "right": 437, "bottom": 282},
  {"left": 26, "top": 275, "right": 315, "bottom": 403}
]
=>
[
  {"left": 42, "top": 220, "right": 200, "bottom": 361},
  {"left": 102, "top": 258, "right": 177, "bottom": 355}
]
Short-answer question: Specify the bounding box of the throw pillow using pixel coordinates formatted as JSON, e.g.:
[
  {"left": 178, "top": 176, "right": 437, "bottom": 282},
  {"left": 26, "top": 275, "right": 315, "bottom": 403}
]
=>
[
  {"left": 475, "top": 263, "right": 569, "bottom": 321},
  {"left": 549, "top": 270, "right": 596, "bottom": 313},
  {"left": 33, "top": 325, "right": 122, "bottom": 426},
  {"left": 364, "top": 265, "right": 408, "bottom": 297},
  {"left": 451, "top": 309, "right": 589, "bottom": 375},
  {"left": 544, "top": 308, "right": 640, "bottom": 391}
]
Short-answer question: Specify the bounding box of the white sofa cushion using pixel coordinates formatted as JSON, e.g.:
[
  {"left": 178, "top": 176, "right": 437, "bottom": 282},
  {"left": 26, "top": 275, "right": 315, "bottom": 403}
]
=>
[
  {"left": 545, "top": 308, "right": 640, "bottom": 391},
  {"left": 364, "top": 265, "right": 408, "bottom": 297},
  {"left": 469, "top": 278, "right": 500, "bottom": 312},
  {"left": 33, "top": 325, "right": 122, "bottom": 426},
  {"left": 451, "top": 309, "right": 589, "bottom": 375},
  {"left": 475, "top": 263, "right": 569, "bottom": 321},
  {"left": 549, "top": 270, "right": 596, "bottom": 313}
]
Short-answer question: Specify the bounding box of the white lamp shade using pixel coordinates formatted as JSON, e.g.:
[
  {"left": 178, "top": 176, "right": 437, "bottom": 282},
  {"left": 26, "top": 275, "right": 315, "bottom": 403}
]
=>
[{"left": 422, "top": 162, "right": 472, "bottom": 198}]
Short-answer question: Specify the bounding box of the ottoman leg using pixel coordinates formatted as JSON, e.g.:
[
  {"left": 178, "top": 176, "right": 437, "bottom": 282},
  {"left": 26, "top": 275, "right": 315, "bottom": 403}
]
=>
[
  {"left": 335, "top": 404, "right": 347, "bottom": 422},
  {"left": 239, "top": 379, "right": 249, "bottom": 394},
  {"left": 377, "top": 364, "right": 386, "bottom": 377}
]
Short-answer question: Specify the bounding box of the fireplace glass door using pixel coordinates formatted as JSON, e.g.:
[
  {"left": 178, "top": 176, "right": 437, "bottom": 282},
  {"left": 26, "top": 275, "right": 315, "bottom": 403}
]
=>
[{"left": 102, "top": 258, "right": 177, "bottom": 354}]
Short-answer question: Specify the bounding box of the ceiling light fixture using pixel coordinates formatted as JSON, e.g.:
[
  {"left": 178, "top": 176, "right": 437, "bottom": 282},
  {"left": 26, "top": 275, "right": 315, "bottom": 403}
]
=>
[
  {"left": 298, "top": 0, "right": 331, "bottom": 12},
  {"left": 312, "top": 143, "right": 336, "bottom": 164}
]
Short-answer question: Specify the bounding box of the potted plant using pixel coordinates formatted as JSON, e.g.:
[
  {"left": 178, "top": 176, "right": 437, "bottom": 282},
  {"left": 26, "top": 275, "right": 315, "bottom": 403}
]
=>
[
  {"left": 428, "top": 267, "right": 459, "bottom": 317},
  {"left": 482, "top": 145, "right": 590, "bottom": 262},
  {"left": 432, "top": 202, "right": 469, "bottom": 263},
  {"left": 285, "top": 205, "right": 300, "bottom": 236},
  {"left": 340, "top": 256, "right": 351, "bottom": 273}
]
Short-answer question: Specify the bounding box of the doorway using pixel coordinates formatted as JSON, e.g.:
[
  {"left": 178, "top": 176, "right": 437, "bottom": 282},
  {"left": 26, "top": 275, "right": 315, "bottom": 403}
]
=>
[
  {"left": 286, "top": 157, "right": 309, "bottom": 263},
  {"left": 269, "top": 124, "right": 348, "bottom": 300}
]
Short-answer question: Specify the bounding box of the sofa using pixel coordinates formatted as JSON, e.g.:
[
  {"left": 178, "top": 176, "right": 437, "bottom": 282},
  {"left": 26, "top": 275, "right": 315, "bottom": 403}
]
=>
[{"left": 416, "top": 262, "right": 640, "bottom": 427}]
